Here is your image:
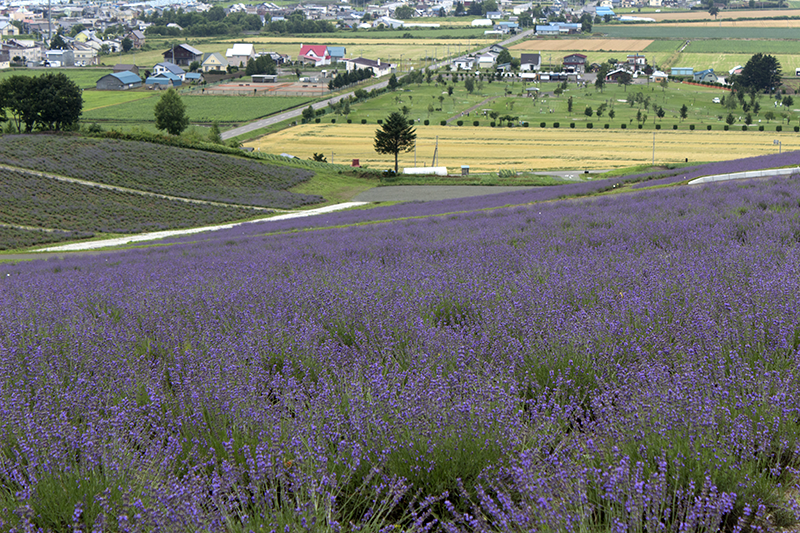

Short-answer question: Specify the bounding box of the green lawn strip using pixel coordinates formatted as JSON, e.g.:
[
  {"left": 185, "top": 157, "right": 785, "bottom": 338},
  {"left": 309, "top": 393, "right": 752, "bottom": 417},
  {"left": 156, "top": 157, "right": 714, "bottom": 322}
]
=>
[
  {"left": 82, "top": 91, "right": 157, "bottom": 112},
  {"left": 598, "top": 24, "right": 800, "bottom": 39},
  {"left": 0, "top": 67, "right": 112, "bottom": 89},
  {"left": 83, "top": 94, "right": 313, "bottom": 124}
]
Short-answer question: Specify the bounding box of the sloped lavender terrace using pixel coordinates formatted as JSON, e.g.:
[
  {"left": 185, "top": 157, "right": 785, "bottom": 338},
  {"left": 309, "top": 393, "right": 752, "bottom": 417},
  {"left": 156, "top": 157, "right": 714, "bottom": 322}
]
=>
[{"left": 2, "top": 176, "right": 800, "bottom": 531}]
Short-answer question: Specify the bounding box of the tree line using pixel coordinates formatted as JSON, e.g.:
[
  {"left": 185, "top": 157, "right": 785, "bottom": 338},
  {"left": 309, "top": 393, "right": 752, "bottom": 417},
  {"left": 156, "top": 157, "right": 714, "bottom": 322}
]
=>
[
  {"left": 0, "top": 74, "right": 82, "bottom": 132},
  {"left": 327, "top": 68, "right": 374, "bottom": 90},
  {"left": 264, "top": 12, "right": 335, "bottom": 34},
  {"left": 145, "top": 7, "right": 263, "bottom": 37}
]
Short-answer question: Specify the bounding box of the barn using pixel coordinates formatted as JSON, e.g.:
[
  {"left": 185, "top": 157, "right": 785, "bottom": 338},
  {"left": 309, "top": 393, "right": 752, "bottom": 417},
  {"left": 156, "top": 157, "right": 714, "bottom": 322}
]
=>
[{"left": 96, "top": 71, "right": 142, "bottom": 90}]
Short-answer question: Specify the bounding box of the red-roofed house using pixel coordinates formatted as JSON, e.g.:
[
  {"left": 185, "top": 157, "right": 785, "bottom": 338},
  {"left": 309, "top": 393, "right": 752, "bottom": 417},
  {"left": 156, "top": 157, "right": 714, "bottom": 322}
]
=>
[{"left": 299, "top": 44, "right": 330, "bottom": 66}]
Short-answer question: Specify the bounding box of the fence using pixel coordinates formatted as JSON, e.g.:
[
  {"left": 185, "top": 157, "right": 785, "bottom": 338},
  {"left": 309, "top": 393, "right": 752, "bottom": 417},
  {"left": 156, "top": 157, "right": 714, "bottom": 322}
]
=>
[{"left": 689, "top": 166, "right": 800, "bottom": 185}]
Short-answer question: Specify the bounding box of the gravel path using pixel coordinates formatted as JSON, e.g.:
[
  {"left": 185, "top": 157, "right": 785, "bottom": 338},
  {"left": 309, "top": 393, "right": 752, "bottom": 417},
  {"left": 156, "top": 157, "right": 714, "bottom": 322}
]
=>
[{"left": 354, "top": 185, "right": 539, "bottom": 202}]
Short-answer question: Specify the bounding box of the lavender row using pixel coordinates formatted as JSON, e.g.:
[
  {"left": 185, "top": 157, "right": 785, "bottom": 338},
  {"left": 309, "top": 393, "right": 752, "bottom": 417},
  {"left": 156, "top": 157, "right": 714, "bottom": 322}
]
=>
[
  {"left": 0, "top": 168, "right": 265, "bottom": 238},
  {"left": 2, "top": 176, "right": 800, "bottom": 531},
  {"left": 0, "top": 135, "right": 323, "bottom": 208}
]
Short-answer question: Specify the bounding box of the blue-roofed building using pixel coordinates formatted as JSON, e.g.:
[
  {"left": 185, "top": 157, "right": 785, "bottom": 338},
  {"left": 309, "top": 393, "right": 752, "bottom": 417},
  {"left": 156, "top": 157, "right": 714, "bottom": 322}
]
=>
[
  {"left": 328, "top": 46, "right": 346, "bottom": 63},
  {"left": 536, "top": 24, "right": 559, "bottom": 35},
  {"left": 185, "top": 72, "right": 203, "bottom": 83},
  {"left": 671, "top": 67, "right": 693, "bottom": 77},
  {"left": 595, "top": 7, "right": 615, "bottom": 18},
  {"left": 153, "top": 61, "right": 186, "bottom": 81},
  {"left": 693, "top": 68, "right": 718, "bottom": 83},
  {"left": 145, "top": 72, "right": 182, "bottom": 89},
  {"left": 96, "top": 71, "right": 142, "bottom": 90}
]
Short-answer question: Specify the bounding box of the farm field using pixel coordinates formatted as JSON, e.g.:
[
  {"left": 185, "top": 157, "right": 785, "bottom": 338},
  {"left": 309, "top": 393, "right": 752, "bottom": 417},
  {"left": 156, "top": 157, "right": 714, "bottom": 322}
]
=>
[
  {"left": 251, "top": 124, "right": 799, "bottom": 172},
  {"left": 627, "top": 7, "right": 800, "bottom": 20},
  {"left": 0, "top": 67, "right": 112, "bottom": 89},
  {"left": 0, "top": 135, "right": 323, "bottom": 209},
  {"left": 4, "top": 154, "right": 800, "bottom": 530},
  {"left": 82, "top": 91, "right": 156, "bottom": 113},
  {"left": 512, "top": 39, "right": 653, "bottom": 51},
  {"left": 0, "top": 168, "right": 263, "bottom": 246},
  {"left": 598, "top": 24, "right": 800, "bottom": 39},
  {"left": 82, "top": 94, "right": 313, "bottom": 124}
]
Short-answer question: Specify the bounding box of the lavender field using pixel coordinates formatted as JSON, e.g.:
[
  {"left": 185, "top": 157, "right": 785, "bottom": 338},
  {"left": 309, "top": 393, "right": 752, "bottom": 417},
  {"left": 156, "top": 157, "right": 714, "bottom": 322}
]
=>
[{"left": 3, "top": 174, "right": 800, "bottom": 532}]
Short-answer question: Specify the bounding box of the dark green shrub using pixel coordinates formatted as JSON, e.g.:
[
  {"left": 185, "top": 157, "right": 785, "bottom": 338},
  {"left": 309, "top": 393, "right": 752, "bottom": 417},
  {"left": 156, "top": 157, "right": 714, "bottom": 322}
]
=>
[
  {"left": 490, "top": 122, "right": 496, "bottom": 127},
  {"left": 553, "top": 122, "right": 559, "bottom": 128},
  {"left": 637, "top": 124, "right": 642, "bottom": 129},
  {"left": 424, "top": 119, "right": 429, "bottom": 125},
  {"left": 331, "top": 118, "right": 336, "bottom": 123},
  {"left": 742, "top": 125, "right": 748, "bottom": 131},
  {"left": 587, "top": 123, "right": 593, "bottom": 129},
  {"left": 795, "top": 126, "right": 799, "bottom": 132},
  {"left": 377, "top": 119, "right": 382, "bottom": 124},
  {"left": 347, "top": 118, "right": 352, "bottom": 123},
  {"left": 441, "top": 120, "right": 447, "bottom": 126},
  {"left": 707, "top": 125, "right": 712, "bottom": 130},
  {"left": 673, "top": 124, "right": 678, "bottom": 130},
  {"left": 725, "top": 125, "right": 730, "bottom": 131},
  {"left": 473, "top": 120, "right": 479, "bottom": 126},
  {"left": 570, "top": 122, "right": 575, "bottom": 128},
  {"left": 604, "top": 124, "right": 610, "bottom": 129},
  {"left": 776, "top": 125, "right": 782, "bottom": 132},
  {"left": 315, "top": 118, "right": 321, "bottom": 123},
  {"left": 540, "top": 122, "right": 546, "bottom": 128},
  {"left": 361, "top": 119, "right": 367, "bottom": 124},
  {"left": 655, "top": 124, "right": 660, "bottom": 130},
  {"left": 522, "top": 122, "right": 528, "bottom": 127},
  {"left": 621, "top": 123, "right": 627, "bottom": 129},
  {"left": 758, "top": 125, "right": 764, "bottom": 131},
  {"left": 457, "top": 120, "right": 463, "bottom": 126},
  {"left": 689, "top": 124, "right": 695, "bottom": 130}
]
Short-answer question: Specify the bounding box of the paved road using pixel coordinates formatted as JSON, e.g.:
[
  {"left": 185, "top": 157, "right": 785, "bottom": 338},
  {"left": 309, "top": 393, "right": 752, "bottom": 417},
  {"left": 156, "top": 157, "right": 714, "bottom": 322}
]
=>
[{"left": 220, "top": 29, "right": 534, "bottom": 141}]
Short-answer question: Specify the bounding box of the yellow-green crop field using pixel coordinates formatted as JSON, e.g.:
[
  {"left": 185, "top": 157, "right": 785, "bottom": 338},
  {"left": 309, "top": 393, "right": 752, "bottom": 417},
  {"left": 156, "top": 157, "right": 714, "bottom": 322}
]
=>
[{"left": 247, "top": 125, "right": 800, "bottom": 173}]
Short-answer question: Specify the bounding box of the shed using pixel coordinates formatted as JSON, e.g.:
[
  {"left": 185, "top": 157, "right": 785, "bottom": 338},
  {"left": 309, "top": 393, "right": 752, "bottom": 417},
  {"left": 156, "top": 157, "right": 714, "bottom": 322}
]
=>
[
  {"left": 251, "top": 74, "right": 277, "bottom": 83},
  {"left": 96, "top": 70, "right": 142, "bottom": 90}
]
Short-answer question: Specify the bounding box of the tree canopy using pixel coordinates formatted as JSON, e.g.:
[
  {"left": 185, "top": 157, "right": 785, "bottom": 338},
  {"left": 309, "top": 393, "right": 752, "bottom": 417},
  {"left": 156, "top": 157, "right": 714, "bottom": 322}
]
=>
[
  {"left": 374, "top": 111, "right": 416, "bottom": 173},
  {"left": 737, "top": 53, "right": 782, "bottom": 93},
  {"left": 154, "top": 89, "right": 190, "bottom": 136},
  {"left": 0, "top": 73, "right": 82, "bottom": 132}
]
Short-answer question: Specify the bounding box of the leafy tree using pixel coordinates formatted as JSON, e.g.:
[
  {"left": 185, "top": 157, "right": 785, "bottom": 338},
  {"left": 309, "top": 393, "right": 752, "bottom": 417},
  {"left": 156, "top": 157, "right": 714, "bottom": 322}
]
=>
[
  {"left": 656, "top": 106, "right": 665, "bottom": 121},
  {"left": 783, "top": 95, "right": 794, "bottom": 107},
  {"left": 595, "top": 64, "right": 608, "bottom": 92},
  {"left": 738, "top": 53, "right": 782, "bottom": 93},
  {"left": 567, "top": 96, "right": 573, "bottom": 113},
  {"left": 482, "top": 0, "right": 498, "bottom": 14},
  {"left": 764, "top": 110, "right": 775, "bottom": 122},
  {"left": 584, "top": 106, "right": 593, "bottom": 117},
  {"left": 464, "top": 77, "right": 475, "bottom": 93},
  {"left": 660, "top": 78, "right": 669, "bottom": 92},
  {"left": 310, "top": 153, "right": 327, "bottom": 162},
  {"left": 609, "top": 109, "right": 615, "bottom": 120},
  {"left": 302, "top": 105, "right": 316, "bottom": 122},
  {"left": 708, "top": 6, "right": 719, "bottom": 18},
  {"left": 617, "top": 71, "right": 633, "bottom": 91},
  {"left": 726, "top": 113, "right": 735, "bottom": 125},
  {"left": 467, "top": 1, "right": 483, "bottom": 16},
  {"left": 395, "top": 5, "right": 414, "bottom": 18},
  {"left": 447, "top": 85, "right": 453, "bottom": 96},
  {"left": 0, "top": 73, "right": 81, "bottom": 132},
  {"left": 121, "top": 37, "right": 133, "bottom": 53},
  {"left": 50, "top": 33, "right": 69, "bottom": 50},
  {"left": 208, "top": 121, "right": 222, "bottom": 143},
  {"left": 189, "top": 60, "right": 200, "bottom": 72},
  {"left": 455, "top": 1, "right": 465, "bottom": 15},
  {"left": 745, "top": 112, "right": 753, "bottom": 125},
  {"left": 679, "top": 104, "right": 688, "bottom": 121},
  {"left": 69, "top": 24, "right": 86, "bottom": 37},
  {"left": 496, "top": 49, "right": 512, "bottom": 65},
  {"left": 374, "top": 111, "right": 416, "bottom": 173},
  {"left": 154, "top": 89, "right": 190, "bottom": 135},
  {"left": 388, "top": 73, "right": 399, "bottom": 90}
]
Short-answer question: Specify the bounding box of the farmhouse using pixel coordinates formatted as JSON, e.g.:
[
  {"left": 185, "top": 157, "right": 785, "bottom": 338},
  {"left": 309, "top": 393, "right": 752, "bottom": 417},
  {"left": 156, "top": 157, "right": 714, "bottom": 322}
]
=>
[
  {"left": 520, "top": 53, "right": 541, "bottom": 71},
  {"left": 226, "top": 43, "right": 256, "bottom": 69},
  {"left": 563, "top": 53, "right": 587, "bottom": 73},
  {"left": 342, "top": 57, "right": 393, "bottom": 77},
  {"left": 452, "top": 56, "right": 476, "bottom": 70},
  {"left": 535, "top": 24, "right": 559, "bottom": 36},
  {"left": 162, "top": 44, "right": 202, "bottom": 67},
  {"left": 125, "top": 30, "right": 145, "bottom": 49},
  {"left": 145, "top": 72, "right": 181, "bottom": 89},
  {"left": 627, "top": 53, "right": 647, "bottom": 68},
  {"left": 201, "top": 52, "right": 228, "bottom": 72},
  {"left": 153, "top": 62, "right": 185, "bottom": 81},
  {"left": 328, "top": 46, "right": 346, "bottom": 63},
  {"left": 693, "top": 69, "right": 718, "bottom": 84},
  {"left": 96, "top": 71, "right": 142, "bottom": 90},
  {"left": 298, "top": 44, "right": 330, "bottom": 66},
  {"left": 670, "top": 67, "right": 693, "bottom": 77},
  {"left": 113, "top": 63, "right": 139, "bottom": 75}
]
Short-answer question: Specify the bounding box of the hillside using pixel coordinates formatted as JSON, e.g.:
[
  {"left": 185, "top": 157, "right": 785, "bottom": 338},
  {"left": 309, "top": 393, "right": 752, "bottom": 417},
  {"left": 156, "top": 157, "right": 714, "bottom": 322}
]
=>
[
  {"left": 2, "top": 161, "right": 800, "bottom": 531},
  {"left": 0, "top": 135, "right": 323, "bottom": 208}
]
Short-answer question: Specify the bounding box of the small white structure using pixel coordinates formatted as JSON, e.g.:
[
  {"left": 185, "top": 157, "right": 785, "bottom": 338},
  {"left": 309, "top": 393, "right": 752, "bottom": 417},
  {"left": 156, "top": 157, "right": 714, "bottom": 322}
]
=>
[
  {"left": 471, "top": 18, "right": 493, "bottom": 26},
  {"left": 403, "top": 167, "right": 448, "bottom": 176}
]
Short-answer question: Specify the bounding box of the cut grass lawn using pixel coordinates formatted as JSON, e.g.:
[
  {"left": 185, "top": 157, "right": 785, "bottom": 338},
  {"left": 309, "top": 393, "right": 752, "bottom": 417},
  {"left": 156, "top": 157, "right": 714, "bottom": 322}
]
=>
[
  {"left": 82, "top": 94, "right": 313, "bottom": 124},
  {"left": 0, "top": 67, "right": 112, "bottom": 89}
]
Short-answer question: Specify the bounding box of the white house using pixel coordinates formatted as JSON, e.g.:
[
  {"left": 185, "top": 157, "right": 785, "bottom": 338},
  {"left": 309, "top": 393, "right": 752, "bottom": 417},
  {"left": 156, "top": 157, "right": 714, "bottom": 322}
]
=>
[
  {"left": 342, "top": 57, "right": 394, "bottom": 77},
  {"left": 226, "top": 43, "right": 256, "bottom": 68}
]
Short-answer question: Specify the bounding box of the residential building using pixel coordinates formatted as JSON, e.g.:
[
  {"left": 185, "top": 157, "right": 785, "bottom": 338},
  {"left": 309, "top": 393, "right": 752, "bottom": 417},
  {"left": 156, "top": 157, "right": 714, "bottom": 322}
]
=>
[
  {"left": 563, "top": 53, "right": 587, "bottom": 73},
  {"left": 163, "top": 44, "right": 202, "bottom": 66},
  {"left": 45, "top": 49, "right": 74, "bottom": 67},
  {"left": 126, "top": 30, "right": 145, "bottom": 49},
  {"left": 342, "top": 57, "right": 393, "bottom": 77},
  {"left": 0, "top": 21, "right": 19, "bottom": 37},
  {"left": 153, "top": 62, "right": 185, "bottom": 81},
  {"left": 114, "top": 63, "right": 139, "bottom": 75},
  {"left": 226, "top": 43, "right": 255, "bottom": 68},
  {"left": 298, "top": 44, "right": 330, "bottom": 66},
  {"left": 520, "top": 53, "right": 541, "bottom": 71},
  {"left": 201, "top": 52, "right": 227, "bottom": 72}
]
